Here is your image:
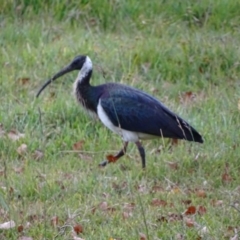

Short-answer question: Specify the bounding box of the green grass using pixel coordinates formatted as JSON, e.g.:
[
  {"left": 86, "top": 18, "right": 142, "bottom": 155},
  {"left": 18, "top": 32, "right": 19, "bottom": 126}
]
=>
[{"left": 0, "top": 0, "right": 240, "bottom": 239}]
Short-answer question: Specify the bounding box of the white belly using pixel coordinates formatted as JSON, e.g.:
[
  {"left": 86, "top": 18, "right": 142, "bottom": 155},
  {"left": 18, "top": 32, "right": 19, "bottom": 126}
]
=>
[{"left": 97, "top": 100, "right": 155, "bottom": 142}]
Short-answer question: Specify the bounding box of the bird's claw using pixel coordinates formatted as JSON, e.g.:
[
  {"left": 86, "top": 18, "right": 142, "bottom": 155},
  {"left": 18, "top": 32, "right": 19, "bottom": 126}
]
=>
[{"left": 99, "top": 160, "right": 108, "bottom": 167}]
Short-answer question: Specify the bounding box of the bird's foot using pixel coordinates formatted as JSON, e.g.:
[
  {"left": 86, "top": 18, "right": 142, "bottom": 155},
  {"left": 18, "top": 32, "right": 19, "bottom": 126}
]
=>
[
  {"left": 99, "top": 154, "right": 118, "bottom": 167},
  {"left": 106, "top": 154, "right": 118, "bottom": 163}
]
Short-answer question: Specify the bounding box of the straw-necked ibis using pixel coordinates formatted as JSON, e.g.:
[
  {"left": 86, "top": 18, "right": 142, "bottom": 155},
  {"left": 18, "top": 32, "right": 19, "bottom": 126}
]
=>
[{"left": 36, "top": 55, "right": 203, "bottom": 168}]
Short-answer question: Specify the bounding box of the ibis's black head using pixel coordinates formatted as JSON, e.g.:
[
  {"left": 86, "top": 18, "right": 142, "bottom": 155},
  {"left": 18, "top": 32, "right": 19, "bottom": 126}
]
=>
[
  {"left": 36, "top": 55, "right": 89, "bottom": 97},
  {"left": 69, "top": 55, "right": 87, "bottom": 70}
]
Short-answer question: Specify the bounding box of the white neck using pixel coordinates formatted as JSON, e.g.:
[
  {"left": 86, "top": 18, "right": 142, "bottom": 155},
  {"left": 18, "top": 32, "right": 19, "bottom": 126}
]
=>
[{"left": 77, "top": 56, "right": 92, "bottom": 84}]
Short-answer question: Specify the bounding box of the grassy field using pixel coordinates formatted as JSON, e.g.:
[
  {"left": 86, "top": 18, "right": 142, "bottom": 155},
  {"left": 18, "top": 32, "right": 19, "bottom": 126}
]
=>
[{"left": 0, "top": 0, "right": 240, "bottom": 239}]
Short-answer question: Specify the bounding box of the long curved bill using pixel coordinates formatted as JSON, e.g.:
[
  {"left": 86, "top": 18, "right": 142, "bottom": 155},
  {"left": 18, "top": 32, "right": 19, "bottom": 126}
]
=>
[{"left": 36, "top": 64, "right": 73, "bottom": 98}]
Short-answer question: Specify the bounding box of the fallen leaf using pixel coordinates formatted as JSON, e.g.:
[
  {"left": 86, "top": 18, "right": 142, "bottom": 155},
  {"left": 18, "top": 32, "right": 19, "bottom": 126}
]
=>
[
  {"left": 74, "top": 224, "right": 83, "bottom": 234},
  {"left": 184, "top": 217, "right": 195, "bottom": 227},
  {"left": 122, "top": 211, "right": 132, "bottom": 219},
  {"left": 222, "top": 163, "right": 232, "bottom": 183},
  {"left": 198, "top": 66, "right": 204, "bottom": 73},
  {"left": 184, "top": 206, "right": 196, "bottom": 215},
  {"left": 122, "top": 203, "right": 135, "bottom": 219},
  {"left": 18, "top": 77, "right": 30, "bottom": 85},
  {"left": 28, "top": 214, "right": 42, "bottom": 222},
  {"left": 222, "top": 173, "right": 232, "bottom": 183},
  {"left": 102, "top": 192, "right": 110, "bottom": 198},
  {"left": 168, "top": 213, "right": 183, "bottom": 222},
  {"left": 238, "top": 99, "right": 240, "bottom": 111},
  {"left": 225, "top": 226, "right": 235, "bottom": 238},
  {"left": 170, "top": 187, "right": 181, "bottom": 194},
  {"left": 137, "top": 184, "right": 147, "bottom": 193},
  {"left": 51, "top": 216, "right": 58, "bottom": 228},
  {"left": 55, "top": 180, "right": 65, "bottom": 190},
  {"left": 13, "top": 166, "right": 24, "bottom": 174},
  {"left": 98, "top": 201, "right": 116, "bottom": 213},
  {"left": 62, "top": 172, "right": 74, "bottom": 180},
  {"left": 197, "top": 205, "right": 207, "bottom": 215},
  {"left": 73, "top": 140, "right": 84, "bottom": 150},
  {"left": 9, "top": 187, "right": 14, "bottom": 195},
  {"left": 8, "top": 130, "right": 25, "bottom": 141},
  {"left": 91, "top": 206, "right": 96, "bottom": 214},
  {"left": 0, "top": 220, "right": 16, "bottom": 229},
  {"left": 151, "top": 199, "right": 167, "bottom": 207},
  {"left": 139, "top": 232, "right": 147, "bottom": 240},
  {"left": 182, "top": 199, "right": 192, "bottom": 205},
  {"left": 123, "top": 202, "right": 135, "bottom": 211},
  {"left": 167, "top": 161, "right": 179, "bottom": 170},
  {"left": 17, "top": 144, "right": 27, "bottom": 155},
  {"left": 179, "top": 91, "right": 196, "bottom": 104},
  {"left": 106, "top": 207, "right": 117, "bottom": 213},
  {"left": 99, "top": 201, "right": 108, "bottom": 211},
  {"left": 195, "top": 189, "right": 206, "bottom": 198},
  {"left": 211, "top": 199, "right": 223, "bottom": 206},
  {"left": 17, "top": 225, "right": 24, "bottom": 232},
  {"left": 151, "top": 185, "right": 164, "bottom": 193},
  {"left": 150, "top": 87, "right": 158, "bottom": 94},
  {"left": 156, "top": 216, "right": 168, "bottom": 222},
  {"left": 32, "top": 150, "right": 44, "bottom": 161}
]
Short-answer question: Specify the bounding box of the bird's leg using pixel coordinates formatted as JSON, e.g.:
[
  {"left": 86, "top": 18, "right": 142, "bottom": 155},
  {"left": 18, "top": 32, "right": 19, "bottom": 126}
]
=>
[
  {"left": 135, "top": 141, "right": 146, "bottom": 168},
  {"left": 99, "top": 142, "right": 128, "bottom": 167}
]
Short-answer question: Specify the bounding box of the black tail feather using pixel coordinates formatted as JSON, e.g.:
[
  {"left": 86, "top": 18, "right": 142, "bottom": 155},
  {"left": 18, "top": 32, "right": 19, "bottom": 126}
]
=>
[{"left": 177, "top": 118, "right": 203, "bottom": 143}]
